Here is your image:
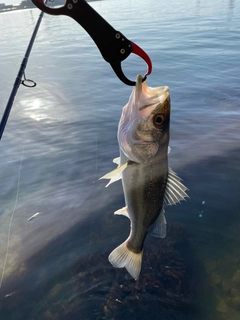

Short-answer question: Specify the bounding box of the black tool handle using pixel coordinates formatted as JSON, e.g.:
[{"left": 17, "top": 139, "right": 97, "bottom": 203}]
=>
[{"left": 31, "top": 0, "right": 133, "bottom": 63}]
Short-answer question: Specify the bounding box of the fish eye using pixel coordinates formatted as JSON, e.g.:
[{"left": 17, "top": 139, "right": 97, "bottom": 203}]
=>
[{"left": 153, "top": 113, "right": 165, "bottom": 127}]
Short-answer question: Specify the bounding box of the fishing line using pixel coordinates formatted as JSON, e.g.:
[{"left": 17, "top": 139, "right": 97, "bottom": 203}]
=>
[
  {"left": 0, "top": 147, "right": 24, "bottom": 289},
  {"left": 95, "top": 134, "right": 98, "bottom": 170}
]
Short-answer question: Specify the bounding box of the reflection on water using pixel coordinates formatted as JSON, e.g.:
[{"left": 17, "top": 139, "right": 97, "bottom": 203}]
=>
[
  {"left": 228, "top": 0, "right": 235, "bottom": 20},
  {"left": 229, "top": 0, "right": 235, "bottom": 10},
  {"left": 0, "top": 0, "right": 240, "bottom": 319}
]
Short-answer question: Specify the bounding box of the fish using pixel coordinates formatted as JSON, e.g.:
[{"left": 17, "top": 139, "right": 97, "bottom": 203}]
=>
[
  {"left": 27, "top": 212, "right": 41, "bottom": 221},
  {"left": 100, "top": 75, "right": 188, "bottom": 280}
]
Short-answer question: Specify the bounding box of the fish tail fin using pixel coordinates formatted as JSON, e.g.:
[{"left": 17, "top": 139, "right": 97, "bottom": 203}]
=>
[{"left": 108, "top": 241, "right": 142, "bottom": 280}]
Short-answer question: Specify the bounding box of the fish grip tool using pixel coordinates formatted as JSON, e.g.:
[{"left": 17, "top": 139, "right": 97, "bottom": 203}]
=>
[{"left": 31, "top": 0, "right": 152, "bottom": 85}]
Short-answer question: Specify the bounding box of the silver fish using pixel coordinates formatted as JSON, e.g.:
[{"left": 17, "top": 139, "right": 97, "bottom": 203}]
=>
[
  {"left": 27, "top": 212, "right": 41, "bottom": 221},
  {"left": 100, "top": 75, "right": 188, "bottom": 280}
]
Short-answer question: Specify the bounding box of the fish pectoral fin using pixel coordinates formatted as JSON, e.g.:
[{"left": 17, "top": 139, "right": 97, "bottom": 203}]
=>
[
  {"left": 99, "top": 162, "right": 128, "bottom": 187},
  {"left": 168, "top": 146, "right": 171, "bottom": 154},
  {"left": 114, "top": 206, "right": 129, "bottom": 219},
  {"left": 163, "top": 167, "right": 189, "bottom": 205},
  {"left": 108, "top": 241, "right": 143, "bottom": 280},
  {"left": 151, "top": 208, "right": 167, "bottom": 238},
  {"left": 113, "top": 157, "right": 120, "bottom": 165}
]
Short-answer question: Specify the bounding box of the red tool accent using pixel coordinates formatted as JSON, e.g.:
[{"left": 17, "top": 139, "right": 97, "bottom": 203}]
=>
[{"left": 131, "top": 41, "right": 152, "bottom": 76}]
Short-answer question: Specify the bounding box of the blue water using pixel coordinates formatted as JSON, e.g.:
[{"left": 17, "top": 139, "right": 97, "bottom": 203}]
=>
[{"left": 0, "top": 0, "right": 240, "bottom": 319}]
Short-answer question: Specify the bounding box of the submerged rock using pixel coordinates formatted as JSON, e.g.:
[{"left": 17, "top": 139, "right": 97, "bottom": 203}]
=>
[
  {"left": 0, "top": 223, "right": 200, "bottom": 320},
  {"left": 205, "top": 246, "right": 240, "bottom": 320},
  {"left": 104, "top": 224, "right": 197, "bottom": 319}
]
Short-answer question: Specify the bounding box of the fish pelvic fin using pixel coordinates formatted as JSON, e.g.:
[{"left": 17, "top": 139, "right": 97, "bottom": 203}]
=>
[
  {"left": 99, "top": 161, "right": 128, "bottom": 187},
  {"left": 113, "top": 157, "right": 120, "bottom": 165},
  {"left": 114, "top": 206, "right": 129, "bottom": 219},
  {"left": 108, "top": 241, "right": 142, "bottom": 280},
  {"left": 163, "top": 167, "right": 189, "bottom": 206},
  {"left": 151, "top": 207, "right": 167, "bottom": 238}
]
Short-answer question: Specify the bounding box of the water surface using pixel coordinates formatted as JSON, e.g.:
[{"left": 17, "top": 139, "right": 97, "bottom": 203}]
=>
[{"left": 0, "top": 0, "right": 240, "bottom": 319}]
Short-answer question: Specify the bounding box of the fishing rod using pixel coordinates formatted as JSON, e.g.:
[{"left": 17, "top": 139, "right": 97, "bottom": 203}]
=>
[{"left": 0, "top": 3, "right": 48, "bottom": 141}]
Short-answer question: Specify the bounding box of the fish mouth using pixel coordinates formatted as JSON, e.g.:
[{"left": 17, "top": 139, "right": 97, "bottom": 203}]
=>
[{"left": 138, "top": 85, "right": 170, "bottom": 113}]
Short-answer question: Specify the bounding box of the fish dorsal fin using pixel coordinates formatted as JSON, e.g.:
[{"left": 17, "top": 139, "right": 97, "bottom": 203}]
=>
[
  {"left": 99, "top": 162, "right": 128, "bottom": 187},
  {"left": 163, "top": 168, "right": 189, "bottom": 205},
  {"left": 114, "top": 206, "right": 129, "bottom": 219},
  {"left": 151, "top": 207, "right": 167, "bottom": 238}
]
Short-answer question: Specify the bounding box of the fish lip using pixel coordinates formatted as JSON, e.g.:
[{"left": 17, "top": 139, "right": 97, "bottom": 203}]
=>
[{"left": 138, "top": 86, "right": 170, "bottom": 111}]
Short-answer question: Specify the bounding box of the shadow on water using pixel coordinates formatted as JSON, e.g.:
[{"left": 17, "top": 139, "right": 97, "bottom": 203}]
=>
[
  {"left": 0, "top": 220, "right": 207, "bottom": 320},
  {"left": 1, "top": 147, "right": 240, "bottom": 320}
]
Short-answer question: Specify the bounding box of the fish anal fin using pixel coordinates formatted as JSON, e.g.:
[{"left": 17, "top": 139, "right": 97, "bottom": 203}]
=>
[
  {"left": 114, "top": 206, "right": 129, "bottom": 219},
  {"left": 163, "top": 167, "right": 189, "bottom": 205},
  {"left": 151, "top": 207, "right": 167, "bottom": 238},
  {"left": 108, "top": 241, "right": 142, "bottom": 280}
]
